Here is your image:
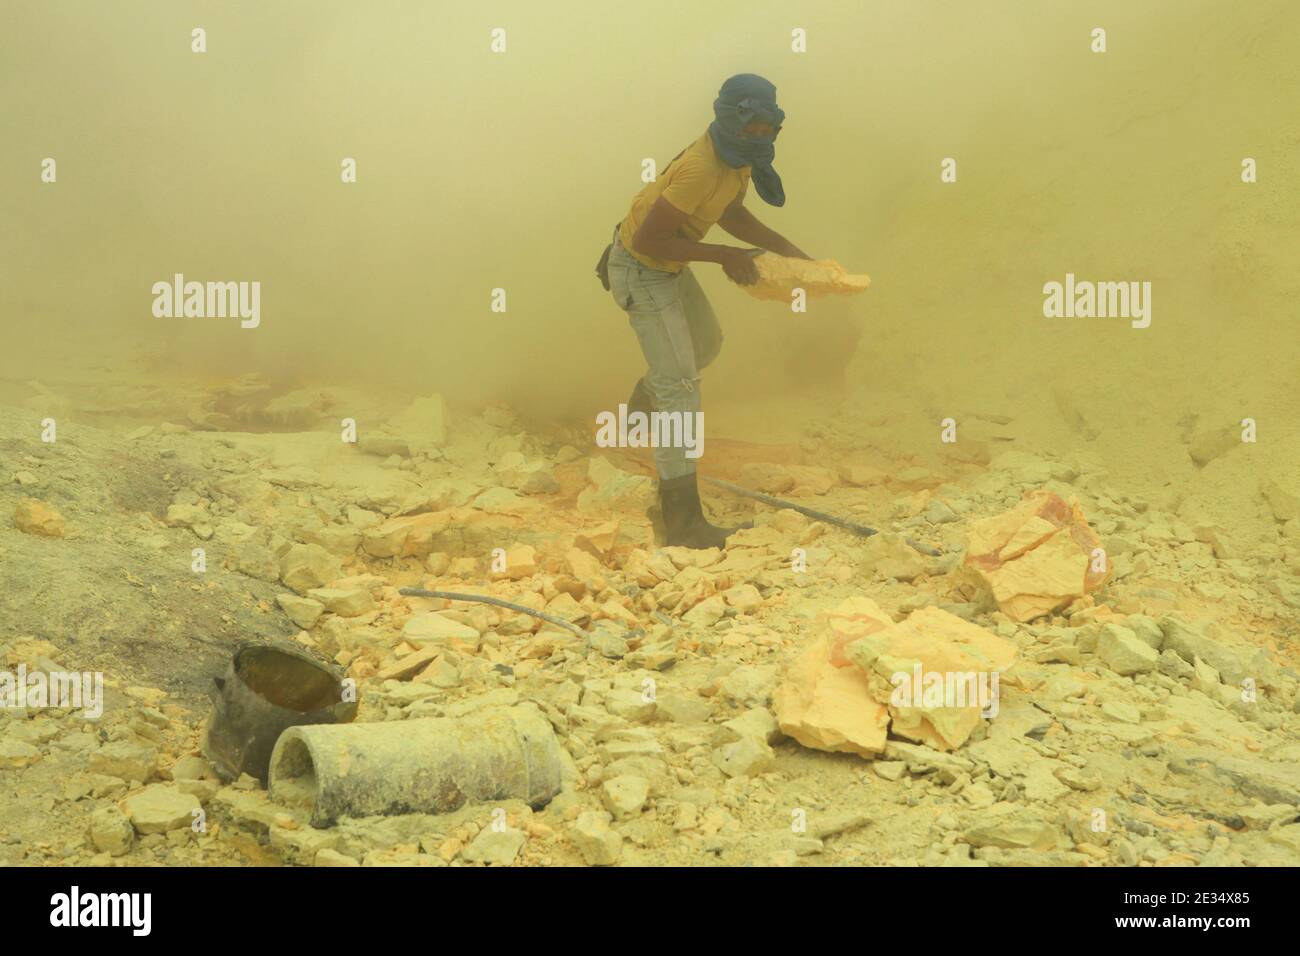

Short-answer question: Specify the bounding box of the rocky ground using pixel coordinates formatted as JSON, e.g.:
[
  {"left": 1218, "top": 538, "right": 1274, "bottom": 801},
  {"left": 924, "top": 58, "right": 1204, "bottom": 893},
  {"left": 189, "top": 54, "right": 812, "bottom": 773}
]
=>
[{"left": 1, "top": 375, "right": 1298, "bottom": 868}]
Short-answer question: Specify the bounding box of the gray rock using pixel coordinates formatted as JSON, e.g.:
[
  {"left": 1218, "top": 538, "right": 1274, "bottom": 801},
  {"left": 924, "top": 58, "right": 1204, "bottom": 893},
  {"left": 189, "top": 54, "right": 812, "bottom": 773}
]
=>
[
  {"left": 601, "top": 774, "right": 650, "bottom": 819},
  {"left": 711, "top": 737, "right": 775, "bottom": 778},
  {"left": 462, "top": 826, "right": 527, "bottom": 865},
  {"left": 270, "top": 824, "right": 341, "bottom": 865},
  {"left": 1125, "top": 614, "right": 1164, "bottom": 650},
  {"left": 121, "top": 785, "right": 201, "bottom": 835},
  {"left": 0, "top": 738, "right": 41, "bottom": 770},
  {"left": 1100, "top": 700, "right": 1141, "bottom": 724},
  {"left": 1096, "top": 624, "right": 1158, "bottom": 675},
  {"left": 1055, "top": 766, "right": 1102, "bottom": 792},
  {"left": 570, "top": 811, "right": 622, "bottom": 866},
  {"left": 924, "top": 499, "right": 959, "bottom": 524},
  {"left": 1159, "top": 616, "right": 1259, "bottom": 685},
  {"left": 720, "top": 708, "right": 780, "bottom": 745},
  {"left": 873, "top": 761, "right": 907, "bottom": 781},
  {"left": 1156, "top": 648, "right": 1195, "bottom": 680},
  {"left": 88, "top": 740, "right": 158, "bottom": 783},
  {"left": 278, "top": 543, "right": 342, "bottom": 594},
  {"left": 654, "top": 693, "right": 712, "bottom": 724},
  {"left": 715, "top": 666, "right": 778, "bottom": 709},
  {"left": 884, "top": 740, "right": 976, "bottom": 776},
  {"left": 961, "top": 807, "right": 1059, "bottom": 850},
  {"left": 88, "top": 805, "right": 134, "bottom": 856},
  {"left": 859, "top": 533, "right": 926, "bottom": 581},
  {"left": 603, "top": 688, "right": 655, "bottom": 722},
  {"left": 589, "top": 624, "right": 629, "bottom": 659},
  {"left": 401, "top": 612, "right": 481, "bottom": 648},
  {"left": 276, "top": 593, "right": 324, "bottom": 629},
  {"left": 1169, "top": 753, "right": 1300, "bottom": 806}
]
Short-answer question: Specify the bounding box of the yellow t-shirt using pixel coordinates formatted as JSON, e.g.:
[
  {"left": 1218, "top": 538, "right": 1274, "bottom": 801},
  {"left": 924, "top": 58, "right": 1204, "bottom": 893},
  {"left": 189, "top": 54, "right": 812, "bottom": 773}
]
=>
[{"left": 618, "top": 132, "right": 751, "bottom": 273}]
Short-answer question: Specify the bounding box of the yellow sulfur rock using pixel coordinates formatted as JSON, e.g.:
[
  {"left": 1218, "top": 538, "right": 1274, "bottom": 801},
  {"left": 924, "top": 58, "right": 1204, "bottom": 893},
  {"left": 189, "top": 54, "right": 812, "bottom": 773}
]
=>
[
  {"left": 963, "top": 490, "right": 1110, "bottom": 622},
  {"left": 777, "top": 599, "right": 1018, "bottom": 756},
  {"left": 13, "top": 498, "right": 65, "bottom": 537},
  {"left": 847, "top": 606, "right": 1017, "bottom": 752},
  {"left": 773, "top": 597, "right": 894, "bottom": 757},
  {"left": 734, "top": 253, "right": 871, "bottom": 302},
  {"left": 774, "top": 635, "right": 890, "bottom": 758}
]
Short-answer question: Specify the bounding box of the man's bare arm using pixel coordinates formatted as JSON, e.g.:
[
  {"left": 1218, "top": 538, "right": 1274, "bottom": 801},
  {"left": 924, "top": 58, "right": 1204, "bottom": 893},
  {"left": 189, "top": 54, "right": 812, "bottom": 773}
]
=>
[
  {"left": 632, "top": 198, "right": 760, "bottom": 285},
  {"left": 718, "top": 200, "right": 810, "bottom": 259}
]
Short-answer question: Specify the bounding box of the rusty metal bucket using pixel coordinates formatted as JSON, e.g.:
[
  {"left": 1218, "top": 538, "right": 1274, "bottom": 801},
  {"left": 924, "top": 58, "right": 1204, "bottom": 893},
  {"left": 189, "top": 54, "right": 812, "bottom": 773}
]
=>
[{"left": 202, "top": 642, "right": 357, "bottom": 785}]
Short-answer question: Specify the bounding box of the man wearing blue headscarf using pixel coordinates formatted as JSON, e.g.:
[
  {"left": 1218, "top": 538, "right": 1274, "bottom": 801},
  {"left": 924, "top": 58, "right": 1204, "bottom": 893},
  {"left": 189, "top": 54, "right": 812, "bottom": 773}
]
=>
[{"left": 602, "top": 74, "right": 809, "bottom": 549}]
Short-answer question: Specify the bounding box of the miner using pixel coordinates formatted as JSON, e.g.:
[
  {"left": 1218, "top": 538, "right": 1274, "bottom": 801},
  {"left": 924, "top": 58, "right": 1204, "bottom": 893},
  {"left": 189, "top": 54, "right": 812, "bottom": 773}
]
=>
[{"left": 598, "top": 74, "right": 809, "bottom": 548}]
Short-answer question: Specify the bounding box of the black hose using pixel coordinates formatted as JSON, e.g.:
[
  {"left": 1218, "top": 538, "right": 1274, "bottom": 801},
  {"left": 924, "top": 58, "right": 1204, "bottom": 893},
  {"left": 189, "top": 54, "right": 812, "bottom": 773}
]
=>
[
  {"left": 701, "top": 476, "right": 942, "bottom": 556},
  {"left": 398, "top": 588, "right": 590, "bottom": 642}
]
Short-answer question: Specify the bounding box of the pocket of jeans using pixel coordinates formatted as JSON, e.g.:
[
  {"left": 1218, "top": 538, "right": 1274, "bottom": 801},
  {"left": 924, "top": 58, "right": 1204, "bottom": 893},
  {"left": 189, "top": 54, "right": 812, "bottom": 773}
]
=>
[
  {"left": 630, "top": 268, "right": 681, "bottom": 312},
  {"left": 608, "top": 264, "right": 633, "bottom": 310}
]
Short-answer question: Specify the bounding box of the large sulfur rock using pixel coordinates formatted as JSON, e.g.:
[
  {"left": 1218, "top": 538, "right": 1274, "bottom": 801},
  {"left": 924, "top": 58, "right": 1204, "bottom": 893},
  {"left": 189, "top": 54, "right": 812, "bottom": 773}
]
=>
[
  {"left": 773, "top": 598, "right": 895, "bottom": 758},
  {"left": 733, "top": 253, "right": 871, "bottom": 302},
  {"left": 822, "top": 596, "right": 896, "bottom": 665},
  {"left": 774, "top": 640, "right": 888, "bottom": 758},
  {"left": 848, "top": 606, "right": 1017, "bottom": 752},
  {"left": 963, "top": 490, "right": 1110, "bottom": 622}
]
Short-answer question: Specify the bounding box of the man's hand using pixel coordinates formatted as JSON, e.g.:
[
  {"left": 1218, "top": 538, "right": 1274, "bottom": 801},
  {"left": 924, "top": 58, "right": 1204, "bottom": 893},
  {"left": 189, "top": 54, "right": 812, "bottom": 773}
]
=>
[{"left": 720, "top": 248, "right": 760, "bottom": 285}]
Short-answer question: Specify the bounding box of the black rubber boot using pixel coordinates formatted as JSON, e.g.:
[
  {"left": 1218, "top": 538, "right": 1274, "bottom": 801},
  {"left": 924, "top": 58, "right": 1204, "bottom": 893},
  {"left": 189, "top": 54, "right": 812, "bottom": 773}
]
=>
[
  {"left": 627, "top": 377, "right": 654, "bottom": 417},
  {"left": 659, "top": 473, "right": 735, "bottom": 549}
]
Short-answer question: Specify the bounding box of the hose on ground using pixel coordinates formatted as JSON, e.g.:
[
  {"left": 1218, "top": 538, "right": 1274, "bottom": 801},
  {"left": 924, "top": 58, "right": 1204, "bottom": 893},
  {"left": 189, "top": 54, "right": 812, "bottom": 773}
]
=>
[
  {"left": 398, "top": 588, "right": 591, "bottom": 644},
  {"left": 701, "top": 475, "right": 942, "bottom": 556}
]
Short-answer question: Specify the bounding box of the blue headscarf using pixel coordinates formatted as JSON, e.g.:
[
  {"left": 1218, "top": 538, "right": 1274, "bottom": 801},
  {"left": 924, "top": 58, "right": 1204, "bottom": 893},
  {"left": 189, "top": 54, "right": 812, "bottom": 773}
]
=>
[{"left": 708, "top": 73, "right": 786, "bottom": 207}]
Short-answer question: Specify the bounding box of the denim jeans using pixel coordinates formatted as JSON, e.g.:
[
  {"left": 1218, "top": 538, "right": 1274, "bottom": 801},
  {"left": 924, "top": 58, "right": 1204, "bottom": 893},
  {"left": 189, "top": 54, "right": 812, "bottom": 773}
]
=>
[{"left": 607, "top": 238, "right": 722, "bottom": 480}]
